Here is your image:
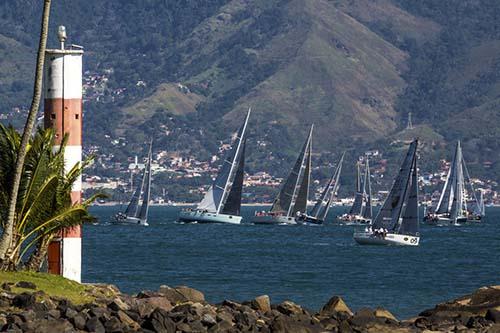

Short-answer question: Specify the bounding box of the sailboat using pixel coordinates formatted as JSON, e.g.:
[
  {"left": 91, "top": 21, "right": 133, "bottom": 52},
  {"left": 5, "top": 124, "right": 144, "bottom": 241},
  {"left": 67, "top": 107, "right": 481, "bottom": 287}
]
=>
[
  {"left": 337, "top": 157, "right": 372, "bottom": 225},
  {"left": 113, "top": 141, "right": 153, "bottom": 226},
  {"left": 178, "top": 109, "right": 250, "bottom": 224},
  {"left": 354, "top": 139, "right": 420, "bottom": 246},
  {"left": 424, "top": 141, "right": 481, "bottom": 225},
  {"left": 252, "top": 125, "right": 313, "bottom": 225},
  {"left": 297, "top": 152, "right": 344, "bottom": 225}
]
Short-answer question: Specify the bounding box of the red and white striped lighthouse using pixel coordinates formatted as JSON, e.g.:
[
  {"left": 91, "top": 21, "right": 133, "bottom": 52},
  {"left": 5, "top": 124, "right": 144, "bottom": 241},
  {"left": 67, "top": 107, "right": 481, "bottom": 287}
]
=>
[{"left": 43, "top": 26, "right": 83, "bottom": 282}]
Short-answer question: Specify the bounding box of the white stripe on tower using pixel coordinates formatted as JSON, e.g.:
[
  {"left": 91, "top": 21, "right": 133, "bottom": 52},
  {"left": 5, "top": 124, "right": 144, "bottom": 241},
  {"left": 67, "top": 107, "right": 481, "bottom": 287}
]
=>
[{"left": 44, "top": 28, "right": 83, "bottom": 282}]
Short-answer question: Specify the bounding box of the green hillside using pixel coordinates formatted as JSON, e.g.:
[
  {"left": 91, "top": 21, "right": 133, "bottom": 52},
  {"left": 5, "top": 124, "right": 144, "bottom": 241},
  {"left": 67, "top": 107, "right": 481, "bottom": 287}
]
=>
[{"left": 0, "top": 0, "right": 499, "bottom": 184}]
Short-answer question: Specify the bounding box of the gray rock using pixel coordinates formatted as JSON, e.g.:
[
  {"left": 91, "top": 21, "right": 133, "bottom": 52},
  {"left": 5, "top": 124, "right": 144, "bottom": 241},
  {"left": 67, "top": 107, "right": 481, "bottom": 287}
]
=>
[
  {"left": 160, "top": 286, "right": 205, "bottom": 304},
  {"left": 136, "top": 296, "right": 172, "bottom": 317},
  {"left": 201, "top": 313, "right": 217, "bottom": 326},
  {"left": 143, "top": 308, "right": 176, "bottom": 333},
  {"left": 12, "top": 293, "right": 35, "bottom": 309},
  {"left": 71, "top": 313, "right": 87, "bottom": 330},
  {"left": 486, "top": 309, "right": 500, "bottom": 323},
  {"left": 320, "top": 296, "right": 353, "bottom": 316},
  {"left": 86, "top": 316, "right": 106, "bottom": 333},
  {"left": 15, "top": 281, "right": 37, "bottom": 290},
  {"left": 104, "top": 316, "right": 122, "bottom": 332},
  {"left": 251, "top": 295, "right": 271, "bottom": 313},
  {"left": 31, "top": 318, "right": 75, "bottom": 333},
  {"left": 108, "top": 297, "right": 131, "bottom": 312}
]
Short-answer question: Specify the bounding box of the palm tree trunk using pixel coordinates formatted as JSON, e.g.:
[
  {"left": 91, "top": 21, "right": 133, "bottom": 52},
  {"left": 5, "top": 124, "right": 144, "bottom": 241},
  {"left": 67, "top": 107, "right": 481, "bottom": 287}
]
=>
[
  {"left": 25, "top": 235, "right": 53, "bottom": 272},
  {"left": 0, "top": 0, "right": 52, "bottom": 266}
]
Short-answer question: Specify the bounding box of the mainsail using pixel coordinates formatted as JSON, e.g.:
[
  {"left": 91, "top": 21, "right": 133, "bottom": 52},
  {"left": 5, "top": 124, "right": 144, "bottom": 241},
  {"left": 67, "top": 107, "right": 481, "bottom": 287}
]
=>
[
  {"left": 362, "top": 158, "right": 373, "bottom": 219},
  {"left": 124, "top": 177, "right": 143, "bottom": 217},
  {"left": 349, "top": 163, "right": 364, "bottom": 215},
  {"left": 372, "top": 140, "right": 418, "bottom": 231},
  {"left": 138, "top": 141, "right": 153, "bottom": 221},
  {"left": 222, "top": 139, "right": 246, "bottom": 216},
  {"left": 270, "top": 125, "right": 313, "bottom": 217},
  {"left": 292, "top": 137, "right": 311, "bottom": 216},
  {"left": 398, "top": 155, "right": 419, "bottom": 235},
  {"left": 309, "top": 152, "right": 344, "bottom": 221},
  {"left": 198, "top": 108, "right": 251, "bottom": 214}
]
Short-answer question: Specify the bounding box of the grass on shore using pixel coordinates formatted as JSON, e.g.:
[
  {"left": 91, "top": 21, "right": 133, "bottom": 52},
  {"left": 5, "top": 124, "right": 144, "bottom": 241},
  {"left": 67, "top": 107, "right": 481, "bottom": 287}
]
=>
[{"left": 0, "top": 271, "right": 94, "bottom": 304}]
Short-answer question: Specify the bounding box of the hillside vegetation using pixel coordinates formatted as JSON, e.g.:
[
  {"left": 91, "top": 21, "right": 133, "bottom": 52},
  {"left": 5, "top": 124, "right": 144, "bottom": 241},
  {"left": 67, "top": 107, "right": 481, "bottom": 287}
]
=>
[{"left": 0, "top": 0, "right": 499, "bottom": 181}]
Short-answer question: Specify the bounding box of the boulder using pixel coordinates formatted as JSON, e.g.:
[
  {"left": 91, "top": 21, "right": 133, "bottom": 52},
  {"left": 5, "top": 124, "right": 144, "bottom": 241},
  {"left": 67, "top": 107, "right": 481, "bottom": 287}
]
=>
[
  {"left": 86, "top": 316, "right": 105, "bottom": 333},
  {"left": 277, "top": 301, "right": 304, "bottom": 316},
  {"left": 320, "top": 296, "right": 353, "bottom": 316},
  {"left": 108, "top": 297, "right": 131, "bottom": 312},
  {"left": 71, "top": 313, "right": 87, "bottom": 330},
  {"left": 201, "top": 313, "right": 217, "bottom": 326},
  {"left": 30, "top": 318, "right": 74, "bottom": 333},
  {"left": 116, "top": 310, "right": 140, "bottom": 330},
  {"left": 269, "top": 314, "right": 321, "bottom": 333},
  {"left": 143, "top": 308, "right": 176, "bottom": 333},
  {"left": 136, "top": 296, "right": 173, "bottom": 317},
  {"left": 160, "top": 286, "right": 205, "bottom": 304},
  {"left": 349, "top": 308, "right": 380, "bottom": 328},
  {"left": 251, "top": 295, "right": 271, "bottom": 313},
  {"left": 104, "top": 316, "right": 123, "bottom": 332},
  {"left": 12, "top": 293, "right": 35, "bottom": 309},
  {"left": 15, "top": 281, "right": 37, "bottom": 290},
  {"left": 486, "top": 309, "right": 500, "bottom": 323},
  {"left": 374, "top": 308, "right": 398, "bottom": 322}
]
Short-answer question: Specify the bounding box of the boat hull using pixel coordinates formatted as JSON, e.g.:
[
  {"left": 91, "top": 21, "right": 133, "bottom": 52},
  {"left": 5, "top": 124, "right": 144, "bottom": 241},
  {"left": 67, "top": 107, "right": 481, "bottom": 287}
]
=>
[
  {"left": 112, "top": 216, "right": 148, "bottom": 226},
  {"left": 353, "top": 232, "right": 420, "bottom": 246},
  {"left": 252, "top": 215, "right": 298, "bottom": 225},
  {"left": 424, "top": 215, "right": 466, "bottom": 226},
  {"left": 337, "top": 214, "right": 371, "bottom": 225},
  {"left": 178, "top": 210, "right": 242, "bottom": 224},
  {"left": 296, "top": 215, "right": 323, "bottom": 225}
]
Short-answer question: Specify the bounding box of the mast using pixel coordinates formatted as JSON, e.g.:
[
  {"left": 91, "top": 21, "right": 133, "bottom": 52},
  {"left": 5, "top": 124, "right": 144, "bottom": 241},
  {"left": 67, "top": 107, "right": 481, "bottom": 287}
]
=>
[{"left": 138, "top": 140, "right": 153, "bottom": 220}]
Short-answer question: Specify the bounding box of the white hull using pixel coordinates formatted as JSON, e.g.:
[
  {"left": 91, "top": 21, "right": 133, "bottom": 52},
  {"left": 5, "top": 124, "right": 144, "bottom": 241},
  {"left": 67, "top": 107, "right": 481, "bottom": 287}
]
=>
[
  {"left": 178, "top": 210, "right": 242, "bottom": 224},
  {"left": 252, "top": 214, "right": 298, "bottom": 225},
  {"left": 337, "top": 214, "right": 371, "bottom": 225},
  {"left": 424, "top": 215, "right": 466, "bottom": 226},
  {"left": 113, "top": 216, "right": 148, "bottom": 226},
  {"left": 353, "top": 232, "right": 420, "bottom": 246}
]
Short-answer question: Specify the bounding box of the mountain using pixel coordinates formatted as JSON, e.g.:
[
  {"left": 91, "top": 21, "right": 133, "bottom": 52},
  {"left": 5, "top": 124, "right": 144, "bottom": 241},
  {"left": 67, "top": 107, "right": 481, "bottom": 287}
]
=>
[{"left": 0, "top": 0, "right": 499, "bottom": 187}]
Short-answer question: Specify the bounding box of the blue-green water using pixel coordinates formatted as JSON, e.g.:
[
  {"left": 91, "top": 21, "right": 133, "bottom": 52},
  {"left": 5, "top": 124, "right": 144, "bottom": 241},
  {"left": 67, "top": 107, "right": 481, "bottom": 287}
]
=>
[{"left": 84, "top": 206, "right": 499, "bottom": 319}]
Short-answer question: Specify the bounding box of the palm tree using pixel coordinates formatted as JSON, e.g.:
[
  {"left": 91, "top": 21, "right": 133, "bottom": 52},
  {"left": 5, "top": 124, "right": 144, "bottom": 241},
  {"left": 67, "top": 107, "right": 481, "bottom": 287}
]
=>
[
  {"left": 0, "top": 0, "right": 52, "bottom": 265},
  {"left": 0, "top": 124, "right": 102, "bottom": 271}
]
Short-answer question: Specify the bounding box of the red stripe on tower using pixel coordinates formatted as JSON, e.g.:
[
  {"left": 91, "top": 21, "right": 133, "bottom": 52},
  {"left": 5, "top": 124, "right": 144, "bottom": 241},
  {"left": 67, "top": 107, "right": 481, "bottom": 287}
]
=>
[{"left": 43, "top": 26, "right": 83, "bottom": 282}]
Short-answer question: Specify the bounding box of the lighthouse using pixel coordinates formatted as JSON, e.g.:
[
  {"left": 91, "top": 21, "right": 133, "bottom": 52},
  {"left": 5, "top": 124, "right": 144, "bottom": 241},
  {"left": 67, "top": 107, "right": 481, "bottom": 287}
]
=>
[{"left": 43, "top": 26, "right": 83, "bottom": 282}]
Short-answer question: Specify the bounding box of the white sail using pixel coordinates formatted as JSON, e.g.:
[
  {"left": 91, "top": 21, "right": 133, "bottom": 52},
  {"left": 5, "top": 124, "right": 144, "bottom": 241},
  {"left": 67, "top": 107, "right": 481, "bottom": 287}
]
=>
[{"left": 197, "top": 108, "right": 251, "bottom": 214}]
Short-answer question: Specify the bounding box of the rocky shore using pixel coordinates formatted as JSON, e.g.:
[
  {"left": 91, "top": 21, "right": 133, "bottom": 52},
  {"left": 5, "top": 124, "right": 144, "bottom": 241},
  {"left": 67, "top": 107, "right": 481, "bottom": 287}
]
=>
[{"left": 1, "top": 281, "right": 499, "bottom": 332}]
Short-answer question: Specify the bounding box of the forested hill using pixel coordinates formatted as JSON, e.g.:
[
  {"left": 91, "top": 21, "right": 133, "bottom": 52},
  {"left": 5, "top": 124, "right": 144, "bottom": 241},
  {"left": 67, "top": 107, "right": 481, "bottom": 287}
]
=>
[{"left": 0, "top": 0, "right": 499, "bottom": 181}]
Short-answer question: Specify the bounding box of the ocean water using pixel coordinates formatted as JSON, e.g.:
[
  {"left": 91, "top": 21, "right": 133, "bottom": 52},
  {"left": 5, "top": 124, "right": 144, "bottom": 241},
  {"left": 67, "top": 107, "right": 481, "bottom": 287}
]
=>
[{"left": 84, "top": 206, "right": 500, "bottom": 319}]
